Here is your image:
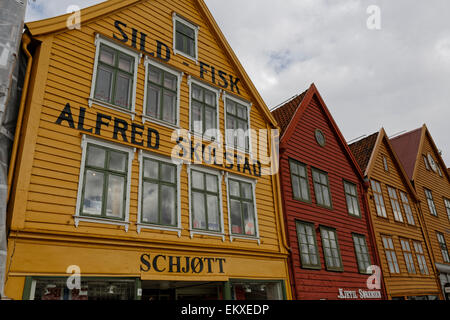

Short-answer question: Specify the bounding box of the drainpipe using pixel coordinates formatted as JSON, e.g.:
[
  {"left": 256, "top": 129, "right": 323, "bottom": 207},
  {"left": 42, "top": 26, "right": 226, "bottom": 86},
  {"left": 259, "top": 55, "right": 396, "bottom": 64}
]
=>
[{"left": 6, "top": 33, "right": 32, "bottom": 202}]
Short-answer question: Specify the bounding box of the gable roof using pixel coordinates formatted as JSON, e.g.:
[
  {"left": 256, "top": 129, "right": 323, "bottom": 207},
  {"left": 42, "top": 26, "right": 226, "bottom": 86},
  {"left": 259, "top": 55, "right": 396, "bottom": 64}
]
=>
[
  {"left": 391, "top": 124, "right": 450, "bottom": 183},
  {"left": 349, "top": 128, "right": 419, "bottom": 201},
  {"left": 348, "top": 132, "right": 379, "bottom": 174},
  {"left": 25, "top": 0, "right": 278, "bottom": 128},
  {"left": 271, "top": 90, "right": 307, "bottom": 137},
  {"left": 271, "top": 83, "right": 365, "bottom": 182},
  {"left": 390, "top": 127, "right": 422, "bottom": 180}
]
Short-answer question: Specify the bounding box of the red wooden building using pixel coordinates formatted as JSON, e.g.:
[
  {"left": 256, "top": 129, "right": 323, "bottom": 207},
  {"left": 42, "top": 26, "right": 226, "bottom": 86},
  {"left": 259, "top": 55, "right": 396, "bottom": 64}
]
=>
[{"left": 272, "top": 84, "right": 385, "bottom": 300}]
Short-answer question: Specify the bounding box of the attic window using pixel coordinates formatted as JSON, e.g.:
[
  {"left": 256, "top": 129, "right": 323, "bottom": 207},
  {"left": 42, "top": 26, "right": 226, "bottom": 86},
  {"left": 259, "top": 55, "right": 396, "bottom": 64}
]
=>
[
  {"left": 423, "top": 155, "right": 430, "bottom": 171},
  {"left": 315, "top": 129, "right": 326, "bottom": 147},
  {"left": 173, "top": 13, "right": 199, "bottom": 62},
  {"left": 383, "top": 156, "right": 389, "bottom": 172}
]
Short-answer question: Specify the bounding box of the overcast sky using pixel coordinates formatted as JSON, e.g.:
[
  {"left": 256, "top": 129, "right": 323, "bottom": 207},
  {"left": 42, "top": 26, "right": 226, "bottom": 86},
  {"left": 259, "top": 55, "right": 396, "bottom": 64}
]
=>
[{"left": 25, "top": 0, "right": 450, "bottom": 166}]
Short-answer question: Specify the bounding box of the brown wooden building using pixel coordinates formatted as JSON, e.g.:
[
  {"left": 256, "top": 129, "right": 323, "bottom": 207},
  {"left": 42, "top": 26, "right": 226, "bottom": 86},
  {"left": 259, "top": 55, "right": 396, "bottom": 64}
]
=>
[
  {"left": 349, "top": 128, "right": 442, "bottom": 300},
  {"left": 272, "top": 84, "right": 384, "bottom": 300},
  {"left": 391, "top": 125, "right": 450, "bottom": 300}
]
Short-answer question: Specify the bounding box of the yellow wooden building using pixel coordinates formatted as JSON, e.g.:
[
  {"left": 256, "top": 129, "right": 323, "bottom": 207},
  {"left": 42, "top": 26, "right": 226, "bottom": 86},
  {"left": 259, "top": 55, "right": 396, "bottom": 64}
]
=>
[
  {"left": 4, "top": 0, "right": 291, "bottom": 300},
  {"left": 349, "top": 128, "right": 442, "bottom": 300},
  {"left": 391, "top": 125, "right": 450, "bottom": 300}
]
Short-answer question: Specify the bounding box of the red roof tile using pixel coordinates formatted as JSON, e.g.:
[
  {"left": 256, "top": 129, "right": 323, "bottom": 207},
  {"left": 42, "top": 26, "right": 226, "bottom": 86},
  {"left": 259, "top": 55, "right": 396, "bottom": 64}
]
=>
[
  {"left": 390, "top": 127, "right": 422, "bottom": 180},
  {"left": 271, "top": 90, "right": 308, "bottom": 136},
  {"left": 348, "top": 132, "right": 379, "bottom": 173}
]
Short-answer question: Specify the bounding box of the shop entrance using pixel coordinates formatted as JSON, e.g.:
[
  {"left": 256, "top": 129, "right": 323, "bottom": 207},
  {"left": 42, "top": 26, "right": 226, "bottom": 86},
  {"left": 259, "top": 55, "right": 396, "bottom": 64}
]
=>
[{"left": 141, "top": 281, "right": 223, "bottom": 301}]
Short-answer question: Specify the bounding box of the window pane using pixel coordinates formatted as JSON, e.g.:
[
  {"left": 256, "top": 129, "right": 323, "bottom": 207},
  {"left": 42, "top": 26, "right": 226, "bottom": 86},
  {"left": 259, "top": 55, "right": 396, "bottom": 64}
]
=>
[
  {"left": 229, "top": 180, "right": 240, "bottom": 197},
  {"left": 146, "top": 84, "right": 161, "bottom": 118},
  {"left": 95, "top": 66, "right": 113, "bottom": 102},
  {"left": 241, "top": 183, "right": 252, "bottom": 200},
  {"left": 109, "top": 151, "right": 127, "bottom": 172},
  {"left": 192, "top": 85, "right": 203, "bottom": 101},
  {"left": 243, "top": 202, "right": 255, "bottom": 236},
  {"left": 114, "top": 73, "right": 131, "bottom": 108},
  {"left": 175, "top": 32, "right": 184, "bottom": 52},
  {"left": 160, "top": 185, "right": 176, "bottom": 226},
  {"left": 192, "top": 171, "right": 204, "bottom": 190},
  {"left": 204, "top": 90, "right": 215, "bottom": 106},
  {"left": 144, "top": 159, "right": 159, "bottom": 180},
  {"left": 164, "top": 73, "right": 177, "bottom": 90},
  {"left": 206, "top": 195, "right": 220, "bottom": 231},
  {"left": 227, "top": 100, "right": 236, "bottom": 115},
  {"left": 206, "top": 174, "right": 218, "bottom": 193},
  {"left": 87, "top": 146, "right": 106, "bottom": 168},
  {"left": 160, "top": 163, "right": 175, "bottom": 183},
  {"left": 118, "top": 54, "right": 133, "bottom": 72},
  {"left": 292, "top": 176, "right": 301, "bottom": 199},
  {"left": 230, "top": 199, "right": 242, "bottom": 234},
  {"left": 106, "top": 175, "right": 124, "bottom": 218},
  {"left": 192, "top": 101, "right": 203, "bottom": 133},
  {"left": 99, "top": 46, "right": 115, "bottom": 65},
  {"left": 205, "top": 107, "right": 216, "bottom": 131},
  {"left": 142, "top": 182, "right": 158, "bottom": 224},
  {"left": 192, "top": 192, "right": 206, "bottom": 229},
  {"left": 162, "top": 91, "right": 176, "bottom": 123},
  {"left": 82, "top": 170, "right": 104, "bottom": 216},
  {"left": 149, "top": 67, "right": 162, "bottom": 84}
]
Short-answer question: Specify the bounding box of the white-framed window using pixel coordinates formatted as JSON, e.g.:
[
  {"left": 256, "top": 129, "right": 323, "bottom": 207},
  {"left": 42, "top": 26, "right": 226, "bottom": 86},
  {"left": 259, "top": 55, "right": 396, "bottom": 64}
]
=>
[
  {"left": 413, "top": 241, "right": 429, "bottom": 275},
  {"left": 187, "top": 165, "right": 225, "bottom": 240},
  {"left": 423, "top": 155, "right": 430, "bottom": 171},
  {"left": 225, "top": 173, "right": 259, "bottom": 243},
  {"left": 387, "top": 186, "right": 404, "bottom": 222},
  {"left": 424, "top": 188, "right": 437, "bottom": 216},
  {"left": 223, "top": 92, "right": 252, "bottom": 154},
  {"left": 400, "top": 239, "right": 416, "bottom": 274},
  {"left": 74, "top": 135, "right": 135, "bottom": 231},
  {"left": 371, "top": 180, "right": 387, "bottom": 218},
  {"left": 343, "top": 180, "right": 361, "bottom": 217},
  {"left": 137, "top": 150, "right": 182, "bottom": 235},
  {"left": 89, "top": 34, "right": 141, "bottom": 119},
  {"left": 399, "top": 191, "right": 415, "bottom": 225},
  {"left": 383, "top": 156, "right": 389, "bottom": 172},
  {"left": 172, "top": 13, "right": 199, "bottom": 63},
  {"left": 142, "top": 57, "right": 183, "bottom": 128},
  {"left": 188, "top": 76, "right": 220, "bottom": 141},
  {"left": 444, "top": 198, "right": 450, "bottom": 221},
  {"left": 437, "top": 232, "right": 450, "bottom": 263},
  {"left": 382, "top": 236, "right": 400, "bottom": 274}
]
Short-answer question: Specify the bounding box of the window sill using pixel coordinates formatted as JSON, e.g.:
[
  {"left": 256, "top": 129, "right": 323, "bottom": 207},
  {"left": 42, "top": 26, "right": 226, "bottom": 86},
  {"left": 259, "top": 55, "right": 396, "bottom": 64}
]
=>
[
  {"left": 89, "top": 98, "right": 136, "bottom": 121},
  {"left": 74, "top": 215, "right": 129, "bottom": 231},
  {"left": 137, "top": 223, "right": 181, "bottom": 237},
  {"left": 141, "top": 115, "right": 180, "bottom": 130},
  {"left": 230, "top": 234, "right": 260, "bottom": 245},
  {"left": 173, "top": 49, "right": 198, "bottom": 65},
  {"left": 190, "top": 229, "right": 225, "bottom": 241}
]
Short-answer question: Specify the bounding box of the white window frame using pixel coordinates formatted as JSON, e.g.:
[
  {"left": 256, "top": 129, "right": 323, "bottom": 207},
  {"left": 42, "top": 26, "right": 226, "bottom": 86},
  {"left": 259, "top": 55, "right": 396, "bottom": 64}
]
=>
[
  {"left": 137, "top": 150, "right": 182, "bottom": 236},
  {"left": 172, "top": 13, "right": 199, "bottom": 64},
  {"left": 444, "top": 198, "right": 450, "bottom": 221},
  {"left": 225, "top": 172, "right": 260, "bottom": 244},
  {"left": 74, "top": 134, "right": 135, "bottom": 231},
  {"left": 187, "top": 164, "right": 225, "bottom": 240},
  {"left": 142, "top": 57, "right": 183, "bottom": 129},
  {"left": 188, "top": 76, "right": 221, "bottom": 143},
  {"left": 223, "top": 91, "right": 253, "bottom": 156},
  {"left": 89, "top": 34, "right": 141, "bottom": 120}
]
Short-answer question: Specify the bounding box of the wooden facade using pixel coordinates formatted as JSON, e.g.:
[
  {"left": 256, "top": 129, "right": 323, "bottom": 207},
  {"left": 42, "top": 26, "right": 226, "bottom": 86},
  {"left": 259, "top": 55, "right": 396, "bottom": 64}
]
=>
[
  {"left": 272, "top": 84, "right": 384, "bottom": 300},
  {"left": 349, "top": 128, "right": 442, "bottom": 300},
  {"left": 391, "top": 125, "right": 450, "bottom": 300},
  {"left": 4, "top": 0, "right": 291, "bottom": 300}
]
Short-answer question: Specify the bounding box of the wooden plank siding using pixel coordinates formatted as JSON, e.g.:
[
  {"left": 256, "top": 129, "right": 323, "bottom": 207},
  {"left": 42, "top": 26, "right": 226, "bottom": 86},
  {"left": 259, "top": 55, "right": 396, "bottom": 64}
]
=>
[
  {"left": 274, "top": 86, "right": 383, "bottom": 300},
  {"left": 363, "top": 133, "right": 441, "bottom": 298},
  {"left": 413, "top": 131, "right": 450, "bottom": 268},
  {"left": 5, "top": 0, "right": 291, "bottom": 299}
]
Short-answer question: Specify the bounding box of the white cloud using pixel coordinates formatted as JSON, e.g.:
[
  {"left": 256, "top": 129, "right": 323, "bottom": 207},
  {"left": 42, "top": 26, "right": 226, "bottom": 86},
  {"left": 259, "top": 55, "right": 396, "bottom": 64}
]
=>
[{"left": 24, "top": 0, "right": 450, "bottom": 166}]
